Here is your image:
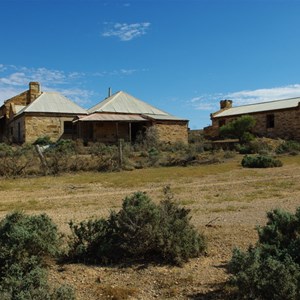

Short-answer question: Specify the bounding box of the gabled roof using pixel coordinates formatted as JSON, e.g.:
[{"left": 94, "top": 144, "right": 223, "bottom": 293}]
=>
[
  {"left": 89, "top": 91, "right": 169, "bottom": 115},
  {"left": 214, "top": 97, "right": 300, "bottom": 118},
  {"left": 76, "top": 113, "right": 147, "bottom": 122},
  {"left": 88, "top": 91, "right": 187, "bottom": 121},
  {"left": 17, "top": 92, "right": 87, "bottom": 115}
]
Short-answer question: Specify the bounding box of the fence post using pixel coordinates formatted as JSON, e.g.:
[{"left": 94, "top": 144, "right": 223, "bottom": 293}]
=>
[
  {"left": 118, "top": 139, "right": 123, "bottom": 169},
  {"left": 35, "top": 145, "right": 48, "bottom": 175}
]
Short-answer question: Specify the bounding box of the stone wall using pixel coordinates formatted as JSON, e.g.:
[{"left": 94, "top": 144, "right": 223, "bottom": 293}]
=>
[
  {"left": 93, "top": 122, "right": 129, "bottom": 143},
  {"left": 154, "top": 121, "right": 188, "bottom": 144},
  {"left": 9, "top": 116, "right": 25, "bottom": 143},
  {"left": 3, "top": 91, "right": 28, "bottom": 118},
  {"left": 209, "top": 107, "right": 300, "bottom": 141},
  {"left": 23, "top": 115, "right": 75, "bottom": 143}
]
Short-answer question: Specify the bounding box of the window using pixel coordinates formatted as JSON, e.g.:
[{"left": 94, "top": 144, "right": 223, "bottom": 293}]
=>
[
  {"left": 266, "top": 114, "right": 275, "bottom": 128},
  {"left": 64, "top": 121, "right": 73, "bottom": 134},
  {"left": 218, "top": 119, "right": 226, "bottom": 127}
]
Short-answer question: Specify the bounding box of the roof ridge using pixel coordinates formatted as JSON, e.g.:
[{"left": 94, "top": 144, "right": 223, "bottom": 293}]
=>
[
  {"left": 100, "top": 91, "right": 122, "bottom": 110},
  {"left": 230, "top": 96, "right": 300, "bottom": 109}
]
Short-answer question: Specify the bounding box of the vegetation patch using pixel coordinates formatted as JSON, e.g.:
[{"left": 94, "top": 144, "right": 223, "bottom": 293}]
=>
[
  {"left": 241, "top": 155, "right": 283, "bottom": 168},
  {"left": 0, "top": 211, "right": 75, "bottom": 299},
  {"left": 228, "top": 207, "right": 300, "bottom": 300},
  {"left": 67, "top": 190, "right": 206, "bottom": 266}
]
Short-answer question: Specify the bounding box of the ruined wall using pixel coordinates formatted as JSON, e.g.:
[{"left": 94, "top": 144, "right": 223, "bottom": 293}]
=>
[
  {"left": 2, "top": 82, "right": 41, "bottom": 119},
  {"left": 154, "top": 121, "right": 188, "bottom": 144},
  {"left": 24, "top": 115, "right": 75, "bottom": 143},
  {"left": 3, "top": 91, "right": 28, "bottom": 118},
  {"left": 209, "top": 107, "right": 300, "bottom": 141}
]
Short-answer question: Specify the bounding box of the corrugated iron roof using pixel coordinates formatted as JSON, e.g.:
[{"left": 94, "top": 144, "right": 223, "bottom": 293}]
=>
[
  {"left": 76, "top": 113, "right": 147, "bottom": 122},
  {"left": 143, "top": 114, "right": 188, "bottom": 121},
  {"left": 17, "top": 92, "right": 87, "bottom": 115},
  {"left": 89, "top": 91, "right": 170, "bottom": 115},
  {"left": 214, "top": 97, "right": 300, "bottom": 118}
]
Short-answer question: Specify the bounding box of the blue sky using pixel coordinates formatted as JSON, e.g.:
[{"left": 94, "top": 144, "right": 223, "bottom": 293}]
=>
[{"left": 1, "top": 0, "right": 300, "bottom": 129}]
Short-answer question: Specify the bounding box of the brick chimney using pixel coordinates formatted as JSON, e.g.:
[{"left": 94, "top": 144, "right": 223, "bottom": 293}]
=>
[
  {"left": 220, "top": 99, "right": 232, "bottom": 109},
  {"left": 28, "top": 82, "right": 41, "bottom": 104}
]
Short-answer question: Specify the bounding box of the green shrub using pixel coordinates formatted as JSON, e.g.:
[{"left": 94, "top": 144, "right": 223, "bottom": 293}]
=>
[
  {"left": 219, "top": 115, "right": 256, "bottom": 144},
  {"left": 241, "top": 155, "right": 282, "bottom": 168},
  {"left": 276, "top": 140, "right": 300, "bottom": 155},
  {"left": 0, "top": 261, "right": 50, "bottom": 299},
  {"left": 237, "top": 139, "right": 273, "bottom": 155},
  {"left": 51, "top": 284, "right": 76, "bottom": 300},
  {"left": 0, "top": 212, "right": 73, "bottom": 300},
  {"left": 33, "top": 136, "right": 52, "bottom": 146},
  {"left": 0, "top": 212, "right": 61, "bottom": 274},
  {"left": 67, "top": 191, "right": 206, "bottom": 265},
  {"left": 228, "top": 207, "right": 300, "bottom": 300}
]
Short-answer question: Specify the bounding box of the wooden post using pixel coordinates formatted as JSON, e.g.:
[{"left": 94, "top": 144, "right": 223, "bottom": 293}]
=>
[
  {"left": 116, "top": 122, "right": 119, "bottom": 142},
  {"left": 35, "top": 144, "right": 48, "bottom": 175},
  {"left": 129, "top": 122, "right": 132, "bottom": 143},
  {"left": 118, "top": 139, "right": 123, "bottom": 169}
]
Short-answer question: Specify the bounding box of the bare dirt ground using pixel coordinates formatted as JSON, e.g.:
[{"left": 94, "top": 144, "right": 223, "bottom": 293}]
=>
[{"left": 0, "top": 155, "right": 299, "bottom": 299}]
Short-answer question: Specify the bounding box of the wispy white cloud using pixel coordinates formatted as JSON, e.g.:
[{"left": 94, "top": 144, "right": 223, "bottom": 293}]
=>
[
  {"left": 0, "top": 72, "right": 29, "bottom": 86},
  {"left": 191, "top": 84, "right": 300, "bottom": 111},
  {"left": 56, "top": 88, "right": 94, "bottom": 107},
  {"left": 226, "top": 84, "right": 300, "bottom": 106},
  {"left": 102, "top": 22, "right": 151, "bottom": 41},
  {"left": 0, "top": 87, "right": 24, "bottom": 103},
  {"left": 93, "top": 68, "right": 138, "bottom": 77},
  {"left": 0, "top": 65, "right": 71, "bottom": 87},
  {"left": 0, "top": 64, "right": 89, "bottom": 105}
]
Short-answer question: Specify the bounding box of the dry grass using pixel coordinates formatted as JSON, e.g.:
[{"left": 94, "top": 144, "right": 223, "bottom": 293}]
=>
[{"left": 0, "top": 153, "right": 300, "bottom": 299}]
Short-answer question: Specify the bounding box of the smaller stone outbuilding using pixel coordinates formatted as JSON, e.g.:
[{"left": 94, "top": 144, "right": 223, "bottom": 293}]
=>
[
  {"left": 75, "top": 90, "right": 189, "bottom": 144},
  {"left": 0, "top": 82, "right": 87, "bottom": 143},
  {"left": 204, "top": 98, "right": 300, "bottom": 141}
]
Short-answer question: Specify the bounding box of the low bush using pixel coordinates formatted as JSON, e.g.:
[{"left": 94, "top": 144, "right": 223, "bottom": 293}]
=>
[
  {"left": 228, "top": 207, "right": 300, "bottom": 300},
  {"left": 44, "top": 139, "right": 76, "bottom": 174},
  {"left": 0, "top": 143, "right": 36, "bottom": 177},
  {"left": 0, "top": 212, "right": 74, "bottom": 299},
  {"left": 33, "top": 136, "right": 53, "bottom": 146},
  {"left": 67, "top": 191, "right": 206, "bottom": 265},
  {"left": 237, "top": 138, "right": 273, "bottom": 155},
  {"left": 276, "top": 140, "right": 300, "bottom": 155},
  {"left": 0, "top": 212, "right": 61, "bottom": 275},
  {"left": 241, "top": 155, "right": 282, "bottom": 168}
]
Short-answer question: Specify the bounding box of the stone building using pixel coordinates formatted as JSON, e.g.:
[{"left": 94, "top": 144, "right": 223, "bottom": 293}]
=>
[
  {"left": 0, "top": 82, "right": 87, "bottom": 143},
  {"left": 0, "top": 83, "right": 189, "bottom": 144},
  {"left": 204, "top": 98, "right": 300, "bottom": 141},
  {"left": 75, "top": 90, "right": 189, "bottom": 144}
]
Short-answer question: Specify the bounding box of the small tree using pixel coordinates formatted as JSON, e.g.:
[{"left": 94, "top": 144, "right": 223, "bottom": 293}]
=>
[{"left": 219, "top": 115, "right": 256, "bottom": 144}]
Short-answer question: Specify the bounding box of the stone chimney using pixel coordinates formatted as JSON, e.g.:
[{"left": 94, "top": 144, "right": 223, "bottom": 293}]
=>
[
  {"left": 220, "top": 99, "right": 232, "bottom": 110},
  {"left": 28, "top": 82, "right": 41, "bottom": 104}
]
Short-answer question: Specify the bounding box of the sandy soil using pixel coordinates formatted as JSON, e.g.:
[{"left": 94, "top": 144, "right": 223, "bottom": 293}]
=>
[{"left": 0, "top": 156, "right": 299, "bottom": 299}]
